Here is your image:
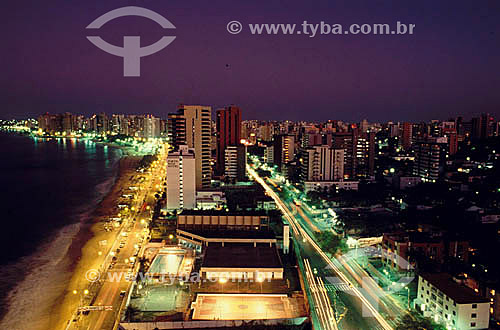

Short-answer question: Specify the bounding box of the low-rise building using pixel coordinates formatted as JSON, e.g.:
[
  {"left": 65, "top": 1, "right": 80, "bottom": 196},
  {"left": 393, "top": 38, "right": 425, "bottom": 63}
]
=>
[
  {"left": 382, "top": 232, "right": 470, "bottom": 270},
  {"left": 416, "top": 273, "right": 489, "bottom": 330},
  {"left": 177, "top": 211, "right": 270, "bottom": 231},
  {"left": 175, "top": 210, "right": 283, "bottom": 280},
  {"left": 195, "top": 190, "right": 226, "bottom": 210},
  {"left": 201, "top": 242, "right": 283, "bottom": 280}
]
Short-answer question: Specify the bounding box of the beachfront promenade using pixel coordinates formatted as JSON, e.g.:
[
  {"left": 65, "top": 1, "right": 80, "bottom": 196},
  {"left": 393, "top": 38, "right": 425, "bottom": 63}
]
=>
[{"left": 65, "top": 147, "right": 166, "bottom": 330}]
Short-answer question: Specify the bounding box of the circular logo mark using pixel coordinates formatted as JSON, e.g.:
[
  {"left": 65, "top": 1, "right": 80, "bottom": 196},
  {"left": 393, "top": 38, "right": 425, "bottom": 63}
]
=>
[{"left": 227, "top": 21, "right": 243, "bottom": 34}]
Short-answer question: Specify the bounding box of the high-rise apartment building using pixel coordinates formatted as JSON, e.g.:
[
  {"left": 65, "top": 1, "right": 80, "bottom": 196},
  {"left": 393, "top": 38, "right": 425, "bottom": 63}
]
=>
[
  {"left": 143, "top": 115, "right": 160, "bottom": 138},
  {"left": 300, "top": 146, "right": 344, "bottom": 181},
  {"left": 354, "top": 129, "right": 375, "bottom": 177},
  {"left": 168, "top": 105, "right": 212, "bottom": 189},
  {"left": 224, "top": 144, "right": 247, "bottom": 182},
  {"left": 166, "top": 145, "right": 196, "bottom": 210},
  {"left": 331, "top": 129, "right": 374, "bottom": 178},
  {"left": 94, "top": 113, "right": 109, "bottom": 134},
  {"left": 331, "top": 132, "right": 354, "bottom": 178},
  {"left": 264, "top": 143, "right": 274, "bottom": 164},
  {"left": 402, "top": 122, "right": 413, "bottom": 151},
  {"left": 413, "top": 137, "right": 448, "bottom": 182},
  {"left": 273, "top": 134, "right": 295, "bottom": 170},
  {"left": 216, "top": 106, "right": 241, "bottom": 174}
]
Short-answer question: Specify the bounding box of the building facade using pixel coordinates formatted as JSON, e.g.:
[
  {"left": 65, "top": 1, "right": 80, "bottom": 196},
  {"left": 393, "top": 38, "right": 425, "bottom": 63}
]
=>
[
  {"left": 224, "top": 144, "right": 247, "bottom": 182},
  {"left": 273, "top": 134, "right": 295, "bottom": 170},
  {"left": 168, "top": 105, "right": 212, "bottom": 189},
  {"left": 413, "top": 137, "right": 448, "bottom": 182},
  {"left": 166, "top": 145, "right": 196, "bottom": 210},
  {"left": 300, "top": 145, "right": 344, "bottom": 181},
  {"left": 416, "top": 273, "right": 489, "bottom": 330},
  {"left": 216, "top": 106, "right": 242, "bottom": 174}
]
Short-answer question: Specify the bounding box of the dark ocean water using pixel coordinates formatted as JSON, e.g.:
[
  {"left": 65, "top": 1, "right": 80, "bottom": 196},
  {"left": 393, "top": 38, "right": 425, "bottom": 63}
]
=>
[{"left": 0, "top": 132, "right": 122, "bottom": 327}]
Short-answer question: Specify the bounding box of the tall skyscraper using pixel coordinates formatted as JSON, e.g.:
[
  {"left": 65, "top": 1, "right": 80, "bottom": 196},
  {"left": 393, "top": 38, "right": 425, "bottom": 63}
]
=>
[
  {"left": 168, "top": 105, "right": 212, "bottom": 189},
  {"left": 166, "top": 145, "right": 196, "bottom": 210},
  {"left": 216, "top": 106, "right": 241, "bottom": 174}
]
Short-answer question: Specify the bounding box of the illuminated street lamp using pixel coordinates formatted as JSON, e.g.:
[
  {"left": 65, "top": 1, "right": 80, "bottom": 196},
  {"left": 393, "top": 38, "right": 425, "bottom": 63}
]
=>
[{"left": 219, "top": 277, "right": 227, "bottom": 292}]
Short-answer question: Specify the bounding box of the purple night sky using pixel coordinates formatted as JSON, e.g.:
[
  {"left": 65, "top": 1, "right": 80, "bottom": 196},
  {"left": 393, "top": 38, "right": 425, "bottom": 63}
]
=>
[{"left": 1, "top": 0, "right": 499, "bottom": 121}]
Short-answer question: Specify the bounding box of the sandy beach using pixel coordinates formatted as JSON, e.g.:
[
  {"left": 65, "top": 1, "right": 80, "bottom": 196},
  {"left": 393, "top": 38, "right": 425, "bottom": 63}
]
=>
[{"left": 46, "top": 155, "right": 141, "bottom": 330}]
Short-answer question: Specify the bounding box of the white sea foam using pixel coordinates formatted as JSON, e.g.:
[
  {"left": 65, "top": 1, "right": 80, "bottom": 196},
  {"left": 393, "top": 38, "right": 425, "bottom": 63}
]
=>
[
  {"left": 0, "top": 158, "right": 120, "bottom": 330},
  {"left": 0, "top": 221, "right": 81, "bottom": 330}
]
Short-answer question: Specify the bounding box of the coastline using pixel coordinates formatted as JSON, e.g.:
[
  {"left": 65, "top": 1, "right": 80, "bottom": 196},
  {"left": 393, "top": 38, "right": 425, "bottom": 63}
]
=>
[{"left": 46, "top": 155, "right": 141, "bottom": 330}]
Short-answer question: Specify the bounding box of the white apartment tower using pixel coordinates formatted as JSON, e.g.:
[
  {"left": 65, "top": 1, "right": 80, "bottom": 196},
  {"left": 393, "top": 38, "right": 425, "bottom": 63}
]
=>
[
  {"left": 301, "top": 146, "right": 344, "bottom": 181},
  {"left": 168, "top": 105, "right": 212, "bottom": 189},
  {"left": 166, "top": 145, "right": 196, "bottom": 210}
]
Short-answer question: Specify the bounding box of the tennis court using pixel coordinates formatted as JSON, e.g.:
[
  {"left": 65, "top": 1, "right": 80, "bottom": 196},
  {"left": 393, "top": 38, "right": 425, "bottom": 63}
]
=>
[{"left": 191, "top": 294, "right": 293, "bottom": 320}]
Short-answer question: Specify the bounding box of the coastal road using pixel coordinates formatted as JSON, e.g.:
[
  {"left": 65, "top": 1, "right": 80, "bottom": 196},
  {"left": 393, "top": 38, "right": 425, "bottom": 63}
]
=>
[
  {"left": 72, "top": 187, "right": 150, "bottom": 330},
  {"left": 67, "top": 145, "right": 167, "bottom": 330}
]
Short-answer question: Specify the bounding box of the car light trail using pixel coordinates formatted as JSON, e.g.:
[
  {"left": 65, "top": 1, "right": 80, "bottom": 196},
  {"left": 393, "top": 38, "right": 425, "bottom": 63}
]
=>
[
  {"left": 304, "top": 258, "right": 339, "bottom": 330},
  {"left": 248, "top": 165, "right": 394, "bottom": 330}
]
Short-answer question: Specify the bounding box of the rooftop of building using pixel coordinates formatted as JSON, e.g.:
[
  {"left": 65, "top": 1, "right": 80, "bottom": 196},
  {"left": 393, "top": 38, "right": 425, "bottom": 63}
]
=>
[
  {"left": 202, "top": 243, "right": 282, "bottom": 269},
  {"left": 177, "top": 229, "right": 276, "bottom": 240},
  {"left": 420, "top": 273, "right": 489, "bottom": 304},
  {"left": 178, "top": 210, "right": 270, "bottom": 216}
]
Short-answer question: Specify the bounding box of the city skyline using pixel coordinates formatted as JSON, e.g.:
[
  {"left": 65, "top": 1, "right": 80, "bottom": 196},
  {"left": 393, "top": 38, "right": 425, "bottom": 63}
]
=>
[
  {"left": 4, "top": 109, "right": 498, "bottom": 124},
  {"left": 2, "top": 104, "right": 500, "bottom": 330},
  {"left": 2, "top": 1, "right": 500, "bottom": 330}
]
